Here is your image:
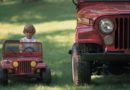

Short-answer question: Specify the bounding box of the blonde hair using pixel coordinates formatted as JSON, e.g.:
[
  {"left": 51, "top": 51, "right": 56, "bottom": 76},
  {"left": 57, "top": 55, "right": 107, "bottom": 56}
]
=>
[{"left": 23, "top": 24, "right": 36, "bottom": 34}]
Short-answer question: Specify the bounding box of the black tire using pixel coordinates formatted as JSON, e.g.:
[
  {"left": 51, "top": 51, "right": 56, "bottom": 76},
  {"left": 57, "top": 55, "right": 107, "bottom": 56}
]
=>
[
  {"left": 71, "top": 44, "right": 91, "bottom": 85},
  {"left": 108, "top": 62, "right": 125, "bottom": 75},
  {"left": 0, "top": 69, "right": 8, "bottom": 85},
  {"left": 40, "top": 68, "right": 51, "bottom": 85}
]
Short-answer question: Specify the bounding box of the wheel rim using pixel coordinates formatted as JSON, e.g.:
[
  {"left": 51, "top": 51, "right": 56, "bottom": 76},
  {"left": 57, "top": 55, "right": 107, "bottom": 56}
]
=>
[{"left": 72, "top": 48, "right": 79, "bottom": 83}]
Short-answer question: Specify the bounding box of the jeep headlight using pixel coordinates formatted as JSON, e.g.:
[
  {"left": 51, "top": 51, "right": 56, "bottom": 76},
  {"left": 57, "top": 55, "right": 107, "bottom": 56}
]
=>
[
  {"left": 99, "top": 18, "right": 114, "bottom": 34},
  {"left": 30, "top": 61, "right": 37, "bottom": 68},
  {"left": 13, "top": 61, "right": 19, "bottom": 68}
]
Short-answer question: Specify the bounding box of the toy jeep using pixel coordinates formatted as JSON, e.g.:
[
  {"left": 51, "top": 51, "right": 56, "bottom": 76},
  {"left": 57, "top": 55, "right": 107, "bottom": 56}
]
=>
[
  {"left": 69, "top": 0, "right": 130, "bottom": 85},
  {"left": 0, "top": 40, "right": 51, "bottom": 85}
]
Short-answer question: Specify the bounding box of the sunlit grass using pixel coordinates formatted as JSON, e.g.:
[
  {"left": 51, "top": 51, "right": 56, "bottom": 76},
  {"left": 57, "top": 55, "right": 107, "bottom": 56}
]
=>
[
  {"left": 0, "top": 20, "right": 76, "bottom": 41},
  {"left": 0, "top": 20, "right": 76, "bottom": 32}
]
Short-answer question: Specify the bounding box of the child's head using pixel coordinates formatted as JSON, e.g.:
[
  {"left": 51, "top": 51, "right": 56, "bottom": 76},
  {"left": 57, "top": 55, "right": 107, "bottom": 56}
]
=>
[{"left": 23, "top": 24, "right": 36, "bottom": 39}]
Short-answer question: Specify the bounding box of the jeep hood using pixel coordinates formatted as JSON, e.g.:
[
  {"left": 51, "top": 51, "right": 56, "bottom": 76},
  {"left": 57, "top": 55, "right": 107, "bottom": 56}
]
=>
[
  {"left": 78, "top": 2, "right": 130, "bottom": 19},
  {"left": 77, "top": 0, "right": 130, "bottom": 3}
]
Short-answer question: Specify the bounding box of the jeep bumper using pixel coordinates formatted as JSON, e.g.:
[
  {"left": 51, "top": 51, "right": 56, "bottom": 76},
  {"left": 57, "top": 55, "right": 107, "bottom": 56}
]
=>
[{"left": 82, "top": 53, "right": 130, "bottom": 62}]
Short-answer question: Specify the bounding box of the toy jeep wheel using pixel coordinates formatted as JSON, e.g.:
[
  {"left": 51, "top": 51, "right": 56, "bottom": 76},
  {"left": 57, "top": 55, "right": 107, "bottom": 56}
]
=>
[
  {"left": 41, "top": 68, "right": 51, "bottom": 85},
  {"left": 0, "top": 69, "right": 8, "bottom": 85},
  {"left": 71, "top": 44, "right": 91, "bottom": 85}
]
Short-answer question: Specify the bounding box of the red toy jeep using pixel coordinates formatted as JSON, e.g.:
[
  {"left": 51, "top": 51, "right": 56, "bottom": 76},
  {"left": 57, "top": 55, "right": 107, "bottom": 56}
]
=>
[
  {"left": 69, "top": 0, "right": 130, "bottom": 85},
  {"left": 0, "top": 40, "right": 51, "bottom": 85}
]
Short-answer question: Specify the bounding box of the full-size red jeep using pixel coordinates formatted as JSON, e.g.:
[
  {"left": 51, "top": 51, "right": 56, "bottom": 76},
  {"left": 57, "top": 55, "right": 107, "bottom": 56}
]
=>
[
  {"left": 0, "top": 40, "right": 51, "bottom": 85},
  {"left": 69, "top": 0, "right": 130, "bottom": 85}
]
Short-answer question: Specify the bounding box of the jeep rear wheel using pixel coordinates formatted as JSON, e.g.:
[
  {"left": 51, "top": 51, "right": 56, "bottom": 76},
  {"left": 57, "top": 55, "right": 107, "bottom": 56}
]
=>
[
  {"left": 40, "top": 68, "right": 51, "bottom": 85},
  {"left": 72, "top": 44, "right": 91, "bottom": 85},
  {"left": 0, "top": 69, "right": 8, "bottom": 85}
]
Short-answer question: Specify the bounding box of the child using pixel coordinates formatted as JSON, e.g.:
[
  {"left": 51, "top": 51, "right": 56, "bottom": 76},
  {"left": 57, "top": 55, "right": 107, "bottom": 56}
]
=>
[
  {"left": 20, "top": 24, "right": 37, "bottom": 52},
  {"left": 20, "top": 24, "right": 37, "bottom": 42}
]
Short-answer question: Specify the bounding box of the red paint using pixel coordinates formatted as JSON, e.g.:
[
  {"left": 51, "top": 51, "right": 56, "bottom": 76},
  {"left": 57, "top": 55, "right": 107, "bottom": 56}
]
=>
[
  {"left": 0, "top": 40, "right": 48, "bottom": 76},
  {"left": 75, "top": 1, "right": 130, "bottom": 52},
  {"left": 77, "top": 2, "right": 130, "bottom": 18}
]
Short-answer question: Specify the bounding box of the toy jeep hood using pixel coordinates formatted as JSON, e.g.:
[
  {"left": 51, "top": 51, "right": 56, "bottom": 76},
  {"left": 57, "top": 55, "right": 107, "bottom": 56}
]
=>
[{"left": 77, "top": 2, "right": 130, "bottom": 19}]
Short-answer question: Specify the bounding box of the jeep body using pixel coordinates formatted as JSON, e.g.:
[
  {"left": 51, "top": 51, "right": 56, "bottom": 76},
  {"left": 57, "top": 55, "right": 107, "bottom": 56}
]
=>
[
  {"left": 70, "top": 0, "right": 130, "bottom": 85},
  {"left": 0, "top": 40, "right": 51, "bottom": 85}
]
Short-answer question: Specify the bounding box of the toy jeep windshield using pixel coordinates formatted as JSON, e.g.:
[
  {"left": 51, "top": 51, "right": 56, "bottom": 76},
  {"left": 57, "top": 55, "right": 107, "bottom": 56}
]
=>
[
  {"left": 0, "top": 40, "right": 51, "bottom": 85},
  {"left": 70, "top": 0, "right": 130, "bottom": 85}
]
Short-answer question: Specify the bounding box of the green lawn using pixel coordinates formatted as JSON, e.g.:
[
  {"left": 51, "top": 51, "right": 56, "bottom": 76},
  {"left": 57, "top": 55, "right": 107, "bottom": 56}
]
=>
[{"left": 0, "top": 0, "right": 130, "bottom": 90}]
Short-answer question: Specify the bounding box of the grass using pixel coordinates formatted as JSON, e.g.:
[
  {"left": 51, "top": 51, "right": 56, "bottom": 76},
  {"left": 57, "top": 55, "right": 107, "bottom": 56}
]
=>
[{"left": 0, "top": 0, "right": 130, "bottom": 90}]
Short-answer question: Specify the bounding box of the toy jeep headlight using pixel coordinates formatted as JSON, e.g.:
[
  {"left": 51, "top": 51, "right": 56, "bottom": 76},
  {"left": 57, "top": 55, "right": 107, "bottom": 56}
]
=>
[
  {"left": 13, "top": 61, "right": 19, "bottom": 68},
  {"left": 99, "top": 18, "right": 114, "bottom": 34},
  {"left": 30, "top": 61, "right": 37, "bottom": 68}
]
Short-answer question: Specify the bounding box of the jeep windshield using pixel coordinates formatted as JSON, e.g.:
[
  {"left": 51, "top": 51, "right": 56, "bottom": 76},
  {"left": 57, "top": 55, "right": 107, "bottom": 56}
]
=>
[
  {"left": 4, "top": 42, "right": 42, "bottom": 58},
  {"left": 5, "top": 43, "right": 42, "bottom": 53}
]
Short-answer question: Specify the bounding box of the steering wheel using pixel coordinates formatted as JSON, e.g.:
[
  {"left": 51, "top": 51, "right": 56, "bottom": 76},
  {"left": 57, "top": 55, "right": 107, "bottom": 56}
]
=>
[{"left": 23, "top": 47, "right": 35, "bottom": 52}]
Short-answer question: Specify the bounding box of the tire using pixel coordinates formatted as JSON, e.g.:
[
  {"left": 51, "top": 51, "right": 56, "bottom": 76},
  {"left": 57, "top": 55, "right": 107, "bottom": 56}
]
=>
[
  {"left": 0, "top": 69, "right": 8, "bottom": 85},
  {"left": 71, "top": 44, "right": 91, "bottom": 85},
  {"left": 40, "top": 68, "right": 51, "bottom": 85},
  {"left": 108, "top": 62, "right": 125, "bottom": 75}
]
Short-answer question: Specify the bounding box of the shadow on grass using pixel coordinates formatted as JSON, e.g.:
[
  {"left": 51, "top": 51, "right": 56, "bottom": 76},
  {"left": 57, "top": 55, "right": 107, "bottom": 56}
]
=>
[{"left": 0, "top": 0, "right": 75, "bottom": 24}]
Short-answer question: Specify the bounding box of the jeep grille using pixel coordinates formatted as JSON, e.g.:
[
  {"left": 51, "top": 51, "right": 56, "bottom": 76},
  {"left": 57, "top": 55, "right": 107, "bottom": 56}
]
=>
[
  {"left": 115, "top": 15, "right": 130, "bottom": 49},
  {"left": 17, "top": 61, "right": 31, "bottom": 73}
]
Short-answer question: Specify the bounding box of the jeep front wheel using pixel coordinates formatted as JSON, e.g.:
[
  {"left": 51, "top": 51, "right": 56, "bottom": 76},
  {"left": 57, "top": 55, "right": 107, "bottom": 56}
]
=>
[
  {"left": 0, "top": 69, "right": 8, "bottom": 85},
  {"left": 40, "top": 68, "right": 51, "bottom": 85},
  {"left": 71, "top": 44, "right": 91, "bottom": 85}
]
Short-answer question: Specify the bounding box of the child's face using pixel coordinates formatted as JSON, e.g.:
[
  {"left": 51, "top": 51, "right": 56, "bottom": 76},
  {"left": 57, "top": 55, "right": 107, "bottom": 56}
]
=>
[{"left": 25, "top": 32, "right": 34, "bottom": 39}]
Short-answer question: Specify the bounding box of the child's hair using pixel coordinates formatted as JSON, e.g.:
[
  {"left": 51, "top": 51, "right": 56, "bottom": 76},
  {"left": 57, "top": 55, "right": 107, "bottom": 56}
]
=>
[{"left": 23, "top": 24, "right": 36, "bottom": 34}]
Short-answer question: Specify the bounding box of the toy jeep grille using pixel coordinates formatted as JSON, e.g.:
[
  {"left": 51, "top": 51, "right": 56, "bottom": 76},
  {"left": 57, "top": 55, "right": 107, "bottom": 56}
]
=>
[
  {"left": 17, "top": 61, "right": 31, "bottom": 73},
  {"left": 115, "top": 15, "right": 130, "bottom": 49}
]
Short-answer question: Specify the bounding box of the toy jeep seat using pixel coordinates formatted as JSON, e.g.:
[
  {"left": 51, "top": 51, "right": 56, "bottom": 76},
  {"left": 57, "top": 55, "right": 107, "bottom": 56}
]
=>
[{"left": 0, "top": 40, "right": 51, "bottom": 85}]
